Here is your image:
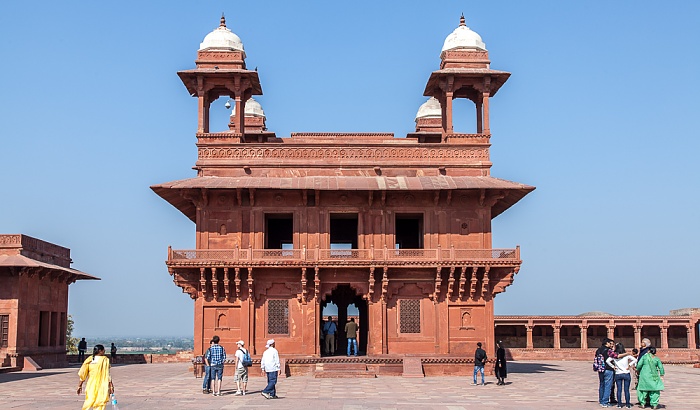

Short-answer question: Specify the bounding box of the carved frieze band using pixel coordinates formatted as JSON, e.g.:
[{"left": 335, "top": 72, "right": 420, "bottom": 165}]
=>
[{"left": 198, "top": 146, "right": 489, "bottom": 161}]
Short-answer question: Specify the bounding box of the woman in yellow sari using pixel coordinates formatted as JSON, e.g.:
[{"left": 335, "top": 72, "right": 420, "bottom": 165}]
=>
[{"left": 77, "top": 344, "right": 114, "bottom": 410}]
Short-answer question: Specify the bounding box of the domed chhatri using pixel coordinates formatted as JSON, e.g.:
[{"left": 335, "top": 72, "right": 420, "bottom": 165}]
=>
[
  {"left": 441, "top": 14, "right": 486, "bottom": 54},
  {"left": 199, "top": 14, "right": 245, "bottom": 55},
  {"left": 415, "top": 97, "right": 442, "bottom": 120},
  {"left": 233, "top": 97, "right": 265, "bottom": 118}
]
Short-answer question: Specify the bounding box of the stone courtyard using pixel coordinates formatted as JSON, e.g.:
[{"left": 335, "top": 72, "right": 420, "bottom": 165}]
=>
[{"left": 1, "top": 361, "right": 698, "bottom": 409}]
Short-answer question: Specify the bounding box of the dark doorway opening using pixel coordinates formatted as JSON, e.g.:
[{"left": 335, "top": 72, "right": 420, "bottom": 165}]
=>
[
  {"left": 395, "top": 214, "right": 423, "bottom": 249},
  {"left": 320, "top": 284, "right": 367, "bottom": 357},
  {"left": 265, "top": 214, "right": 293, "bottom": 249}
]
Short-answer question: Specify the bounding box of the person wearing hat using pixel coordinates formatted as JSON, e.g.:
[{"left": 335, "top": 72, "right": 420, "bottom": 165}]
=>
[
  {"left": 233, "top": 340, "right": 249, "bottom": 396},
  {"left": 260, "top": 339, "right": 280, "bottom": 399}
]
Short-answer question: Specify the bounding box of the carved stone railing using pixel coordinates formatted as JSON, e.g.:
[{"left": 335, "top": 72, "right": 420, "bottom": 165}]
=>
[{"left": 168, "top": 246, "right": 520, "bottom": 265}]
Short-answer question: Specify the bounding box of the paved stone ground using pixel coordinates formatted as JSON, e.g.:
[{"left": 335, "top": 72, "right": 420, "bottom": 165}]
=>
[{"left": 0, "top": 361, "right": 698, "bottom": 409}]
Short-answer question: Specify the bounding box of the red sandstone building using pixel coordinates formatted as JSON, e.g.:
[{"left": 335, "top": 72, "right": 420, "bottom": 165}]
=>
[
  {"left": 0, "top": 235, "right": 97, "bottom": 370},
  {"left": 153, "top": 16, "right": 533, "bottom": 365},
  {"left": 153, "top": 16, "right": 700, "bottom": 372}
]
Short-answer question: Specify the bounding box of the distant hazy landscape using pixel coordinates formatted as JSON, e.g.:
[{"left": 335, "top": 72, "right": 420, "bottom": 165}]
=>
[{"left": 72, "top": 336, "right": 194, "bottom": 354}]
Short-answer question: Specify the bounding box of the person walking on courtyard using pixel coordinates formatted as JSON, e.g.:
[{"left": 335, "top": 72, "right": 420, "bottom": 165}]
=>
[
  {"left": 473, "top": 342, "right": 487, "bottom": 385},
  {"left": 606, "top": 343, "right": 637, "bottom": 408},
  {"left": 78, "top": 338, "right": 87, "bottom": 362},
  {"left": 494, "top": 340, "right": 507, "bottom": 386},
  {"left": 77, "top": 344, "right": 114, "bottom": 410},
  {"left": 345, "top": 317, "right": 359, "bottom": 356},
  {"left": 202, "top": 339, "right": 213, "bottom": 394},
  {"left": 636, "top": 347, "right": 664, "bottom": 409},
  {"left": 323, "top": 316, "right": 337, "bottom": 356},
  {"left": 205, "top": 335, "right": 226, "bottom": 396},
  {"left": 261, "top": 339, "right": 281, "bottom": 399},
  {"left": 110, "top": 343, "right": 117, "bottom": 363},
  {"left": 233, "top": 340, "right": 250, "bottom": 396},
  {"left": 596, "top": 338, "right": 631, "bottom": 408}
]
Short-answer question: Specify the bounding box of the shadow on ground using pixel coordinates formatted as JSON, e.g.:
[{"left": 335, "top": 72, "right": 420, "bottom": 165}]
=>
[
  {"left": 507, "top": 362, "right": 565, "bottom": 374},
  {"left": 0, "top": 371, "right": 65, "bottom": 383}
]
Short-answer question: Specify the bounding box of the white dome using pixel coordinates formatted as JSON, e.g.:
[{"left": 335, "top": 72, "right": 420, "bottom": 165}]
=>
[
  {"left": 441, "top": 16, "right": 486, "bottom": 53},
  {"left": 199, "top": 16, "right": 245, "bottom": 53},
  {"left": 415, "top": 97, "right": 442, "bottom": 120},
  {"left": 230, "top": 97, "right": 265, "bottom": 118}
]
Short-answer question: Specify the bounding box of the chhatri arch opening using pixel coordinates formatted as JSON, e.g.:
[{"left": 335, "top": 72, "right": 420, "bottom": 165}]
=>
[{"left": 320, "top": 284, "right": 368, "bottom": 356}]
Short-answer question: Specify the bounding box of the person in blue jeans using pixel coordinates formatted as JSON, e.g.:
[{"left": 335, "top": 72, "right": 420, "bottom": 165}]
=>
[
  {"left": 606, "top": 343, "right": 637, "bottom": 408},
  {"left": 260, "top": 339, "right": 281, "bottom": 399},
  {"left": 596, "top": 338, "right": 631, "bottom": 407},
  {"left": 473, "top": 342, "right": 487, "bottom": 385},
  {"left": 345, "top": 318, "right": 359, "bottom": 356},
  {"left": 201, "top": 340, "right": 213, "bottom": 394},
  {"left": 205, "top": 336, "right": 226, "bottom": 397}
]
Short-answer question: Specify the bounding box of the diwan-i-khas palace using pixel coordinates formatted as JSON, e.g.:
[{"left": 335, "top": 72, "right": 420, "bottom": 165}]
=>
[{"left": 152, "top": 16, "right": 700, "bottom": 376}]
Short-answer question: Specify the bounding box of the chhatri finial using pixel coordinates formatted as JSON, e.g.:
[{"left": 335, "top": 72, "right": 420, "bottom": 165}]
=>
[
  {"left": 459, "top": 13, "right": 466, "bottom": 27},
  {"left": 220, "top": 13, "right": 226, "bottom": 28}
]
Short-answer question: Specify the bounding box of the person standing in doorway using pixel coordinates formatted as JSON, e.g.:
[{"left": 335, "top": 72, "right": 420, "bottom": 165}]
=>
[
  {"left": 261, "top": 339, "right": 281, "bottom": 399},
  {"left": 206, "top": 335, "right": 226, "bottom": 397},
  {"left": 78, "top": 338, "right": 87, "bottom": 362},
  {"left": 345, "top": 318, "right": 358, "bottom": 356},
  {"left": 109, "top": 343, "right": 117, "bottom": 363},
  {"left": 323, "top": 316, "right": 337, "bottom": 356},
  {"left": 473, "top": 342, "right": 487, "bottom": 385},
  {"left": 494, "top": 340, "right": 507, "bottom": 386}
]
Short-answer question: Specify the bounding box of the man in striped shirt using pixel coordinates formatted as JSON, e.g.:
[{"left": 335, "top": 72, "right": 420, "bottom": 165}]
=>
[{"left": 206, "top": 335, "right": 226, "bottom": 396}]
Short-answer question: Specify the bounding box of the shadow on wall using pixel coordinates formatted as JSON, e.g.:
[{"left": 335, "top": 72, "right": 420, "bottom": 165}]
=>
[{"left": 507, "top": 362, "right": 566, "bottom": 374}]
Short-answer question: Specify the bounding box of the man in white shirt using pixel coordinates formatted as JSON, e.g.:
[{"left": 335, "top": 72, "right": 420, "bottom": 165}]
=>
[
  {"left": 233, "top": 340, "right": 249, "bottom": 396},
  {"left": 260, "top": 339, "right": 281, "bottom": 399}
]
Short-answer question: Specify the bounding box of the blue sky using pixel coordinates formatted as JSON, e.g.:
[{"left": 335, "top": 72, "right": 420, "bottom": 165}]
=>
[{"left": 1, "top": 1, "right": 699, "bottom": 337}]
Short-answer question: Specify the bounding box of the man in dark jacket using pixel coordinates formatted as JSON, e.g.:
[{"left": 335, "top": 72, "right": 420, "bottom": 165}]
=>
[
  {"left": 473, "top": 342, "right": 487, "bottom": 385},
  {"left": 596, "top": 338, "right": 630, "bottom": 407}
]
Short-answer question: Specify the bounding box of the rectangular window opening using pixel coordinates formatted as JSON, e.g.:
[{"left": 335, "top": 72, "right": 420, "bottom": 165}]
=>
[
  {"left": 399, "top": 299, "right": 421, "bottom": 334},
  {"left": 330, "top": 213, "right": 358, "bottom": 257},
  {"left": 395, "top": 214, "right": 423, "bottom": 249},
  {"left": 265, "top": 214, "right": 294, "bottom": 249},
  {"left": 38, "top": 311, "right": 50, "bottom": 347}
]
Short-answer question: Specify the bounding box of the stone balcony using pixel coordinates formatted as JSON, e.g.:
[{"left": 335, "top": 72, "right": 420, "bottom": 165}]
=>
[{"left": 166, "top": 246, "right": 520, "bottom": 268}]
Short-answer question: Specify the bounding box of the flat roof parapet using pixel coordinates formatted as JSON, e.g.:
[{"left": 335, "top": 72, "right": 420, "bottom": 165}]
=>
[{"left": 0, "top": 234, "right": 72, "bottom": 268}]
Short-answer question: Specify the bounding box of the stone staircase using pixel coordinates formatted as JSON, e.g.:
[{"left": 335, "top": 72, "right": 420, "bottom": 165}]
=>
[{"left": 313, "top": 362, "right": 376, "bottom": 378}]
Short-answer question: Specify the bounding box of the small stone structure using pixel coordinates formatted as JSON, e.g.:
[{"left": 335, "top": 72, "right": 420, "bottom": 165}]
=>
[{"left": 0, "top": 234, "right": 98, "bottom": 370}]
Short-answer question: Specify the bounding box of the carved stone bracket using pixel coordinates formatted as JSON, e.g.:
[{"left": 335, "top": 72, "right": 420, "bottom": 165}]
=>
[
  {"left": 458, "top": 266, "right": 467, "bottom": 300},
  {"left": 223, "top": 267, "right": 230, "bottom": 301},
  {"left": 367, "top": 266, "right": 375, "bottom": 301},
  {"left": 247, "top": 268, "right": 254, "bottom": 300},
  {"left": 300, "top": 267, "right": 308, "bottom": 304},
  {"left": 446, "top": 267, "right": 456, "bottom": 300},
  {"left": 211, "top": 267, "right": 218, "bottom": 300},
  {"left": 199, "top": 267, "right": 207, "bottom": 298},
  {"left": 314, "top": 267, "right": 320, "bottom": 301},
  {"left": 380, "top": 267, "right": 389, "bottom": 302},
  {"left": 234, "top": 267, "right": 241, "bottom": 300},
  {"left": 481, "top": 266, "right": 490, "bottom": 299},
  {"left": 469, "top": 267, "right": 478, "bottom": 299},
  {"left": 433, "top": 266, "right": 442, "bottom": 301}
]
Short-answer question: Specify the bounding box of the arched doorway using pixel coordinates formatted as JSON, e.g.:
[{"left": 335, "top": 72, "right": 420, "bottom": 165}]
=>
[{"left": 320, "top": 284, "right": 368, "bottom": 356}]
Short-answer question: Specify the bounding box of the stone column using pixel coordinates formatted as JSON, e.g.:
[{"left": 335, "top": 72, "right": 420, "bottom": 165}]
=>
[
  {"left": 580, "top": 326, "right": 588, "bottom": 349},
  {"left": 553, "top": 325, "right": 561, "bottom": 349},
  {"left": 234, "top": 94, "right": 244, "bottom": 136},
  {"left": 476, "top": 100, "right": 483, "bottom": 133},
  {"left": 660, "top": 324, "right": 669, "bottom": 349},
  {"left": 445, "top": 91, "right": 454, "bottom": 134},
  {"left": 607, "top": 322, "right": 615, "bottom": 339},
  {"left": 687, "top": 325, "right": 694, "bottom": 349},
  {"left": 526, "top": 323, "right": 534, "bottom": 349},
  {"left": 634, "top": 324, "right": 642, "bottom": 349},
  {"left": 482, "top": 92, "right": 490, "bottom": 134}
]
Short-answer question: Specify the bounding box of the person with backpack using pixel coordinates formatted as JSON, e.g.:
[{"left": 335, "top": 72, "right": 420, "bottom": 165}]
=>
[
  {"left": 233, "top": 340, "right": 251, "bottom": 396},
  {"left": 473, "top": 342, "right": 487, "bottom": 386},
  {"left": 595, "top": 338, "right": 631, "bottom": 408}
]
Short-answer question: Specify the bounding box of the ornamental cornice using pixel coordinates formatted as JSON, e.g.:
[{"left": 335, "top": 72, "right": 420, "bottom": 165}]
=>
[
  {"left": 165, "top": 260, "right": 521, "bottom": 269},
  {"left": 197, "top": 145, "right": 489, "bottom": 162}
]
